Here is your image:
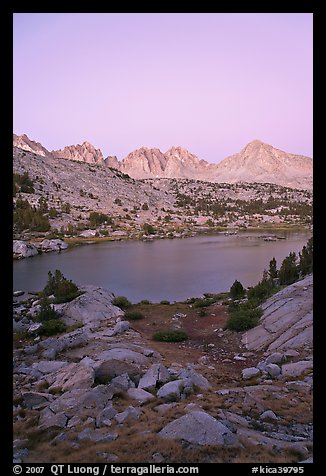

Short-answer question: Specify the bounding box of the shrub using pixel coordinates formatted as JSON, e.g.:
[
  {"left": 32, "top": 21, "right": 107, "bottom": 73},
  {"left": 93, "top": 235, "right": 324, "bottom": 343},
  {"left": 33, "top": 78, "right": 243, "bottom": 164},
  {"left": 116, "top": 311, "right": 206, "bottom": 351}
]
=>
[
  {"left": 13, "top": 200, "right": 50, "bottom": 232},
  {"left": 124, "top": 311, "right": 145, "bottom": 321},
  {"left": 153, "top": 330, "right": 188, "bottom": 342},
  {"left": 112, "top": 296, "right": 132, "bottom": 310},
  {"left": 139, "top": 299, "right": 151, "bottom": 305},
  {"left": 39, "top": 319, "right": 67, "bottom": 336},
  {"left": 89, "top": 211, "right": 112, "bottom": 226},
  {"left": 36, "top": 297, "right": 61, "bottom": 322},
  {"left": 230, "top": 280, "right": 246, "bottom": 300},
  {"left": 43, "top": 270, "right": 80, "bottom": 303},
  {"left": 142, "top": 223, "right": 155, "bottom": 235},
  {"left": 226, "top": 306, "right": 262, "bottom": 332},
  {"left": 160, "top": 300, "right": 170, "bottom": 305}
]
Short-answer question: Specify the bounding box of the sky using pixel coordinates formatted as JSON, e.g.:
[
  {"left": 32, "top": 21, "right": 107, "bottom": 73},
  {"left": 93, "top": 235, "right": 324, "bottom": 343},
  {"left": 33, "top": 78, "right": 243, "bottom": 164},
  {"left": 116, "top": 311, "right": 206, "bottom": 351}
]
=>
[{"left": 13, "top": 13, "right": 313, "bottom": 163}]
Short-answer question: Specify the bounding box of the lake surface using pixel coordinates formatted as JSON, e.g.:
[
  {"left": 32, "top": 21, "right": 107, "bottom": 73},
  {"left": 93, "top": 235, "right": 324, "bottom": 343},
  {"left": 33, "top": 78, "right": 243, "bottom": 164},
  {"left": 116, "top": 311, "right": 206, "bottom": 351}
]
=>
[{"left": 13, "top": 231, "right": 311, "bottom": 303}]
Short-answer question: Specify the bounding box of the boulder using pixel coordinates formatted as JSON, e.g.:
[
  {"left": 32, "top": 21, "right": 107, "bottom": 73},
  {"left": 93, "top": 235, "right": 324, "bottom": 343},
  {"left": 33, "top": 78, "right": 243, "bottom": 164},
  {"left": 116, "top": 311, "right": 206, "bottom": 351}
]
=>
[
  {"left": 13, "top": 240, "right": 38, "bottom": 259},
  {"left": 39, "top": 408, "right": 68, "bottom": 430},
  {"left": 114, "top": 406, "right": 141, "bottom": 424},
  {"left": 94, "top": 348, "right": 150, "bottom": 381},
  {"left": 282, "top": 360, "right": 313, "bottom": 378},
  {"left": 96, "top": 403, "right": 118, "bottom": 427},
  {"left": 22, "top": 392, "right": 53, "bottom": 409},
  {"left": 40, "top": 239, "right": 68, "bottom": 252},
  {"left": 138, "top": 364, "right": 171, "bottom": 391},
  {"left": 49, "top": 385, "right": 115, "bottom": 418},
  {"left": 126, "top": 388, "right": 155, "bottom": 404},
  {"left": 112, "top": 320, "right": 130, "bottom": 335},
  {"left": 79, "top": 229, "right": 97, "bottom": 238},
  {"left": 31, "top": 360, "right": 68, "bottom": 375},
  {"left": 157, "top": 380, "right": 185, "bottom": 401},
  {"left": 77, "top": 428, "right": 118, "bottom": 443},
  {"left": 158, "top": 411, "right": 237, "bottom": 446},
  {"left": 242, "top": 275, "right": 313, "bottom": 352},
  {"left": 39, "top": 328, "right": 89, "bottom": 355},
  {"left": 94, "top": 360, "right": 141, "bottom": 382},
  {"left": 111, "top": 373, "right": 135, "bottom": 391},
  {"left": 178, "top": 368, "right": 212, "bottom": 391},
  {"left": 48, "top": 363, "right": 95, "bottom": 392},
  {"left": 242, "top": 367, "right": 260, "bottom": 380},
  {"left": 260, "top": 410, "right": 278, "bottom": 421},
  {"left": 27, "top": 323, "right": 43, "bottom": 334},
  {"left": 265, "top": 363, "right": 282, "bottom": 378},
  {"left": 62, "top": 286, "right": 123, "bottom": 326},
  {"left": 265, "top": 352, "right": 285, "bottom": 364}
]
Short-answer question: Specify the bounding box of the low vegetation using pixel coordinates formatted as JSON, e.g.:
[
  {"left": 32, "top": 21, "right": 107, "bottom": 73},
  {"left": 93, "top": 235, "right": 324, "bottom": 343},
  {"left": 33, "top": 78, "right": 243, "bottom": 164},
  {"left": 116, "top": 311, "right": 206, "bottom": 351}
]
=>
[
  {"left": 112, "top": 296, "right": 132, "bottom": 310},
  {"left": 153, "top": 330, "right": 188, "bottom": 342},
  {"left": 43, "top": 269, "right": 81, "bottom": 303},
  {"left": 124, "top": 310, "right": 145, "bottom": 321},
  {"left": 226, "top": 238, "right": 313, "bottom": 331}
]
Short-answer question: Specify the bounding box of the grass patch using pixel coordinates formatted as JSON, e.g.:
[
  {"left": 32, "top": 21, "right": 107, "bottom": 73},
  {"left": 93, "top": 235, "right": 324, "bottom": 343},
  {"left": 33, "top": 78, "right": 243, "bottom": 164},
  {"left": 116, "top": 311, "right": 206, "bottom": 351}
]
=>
[
  {"left": 124, "top": 310, "right": 145, "bottom": 321},
  {"left": 153, "top": 330, "right": 188, "bottom": 342}
]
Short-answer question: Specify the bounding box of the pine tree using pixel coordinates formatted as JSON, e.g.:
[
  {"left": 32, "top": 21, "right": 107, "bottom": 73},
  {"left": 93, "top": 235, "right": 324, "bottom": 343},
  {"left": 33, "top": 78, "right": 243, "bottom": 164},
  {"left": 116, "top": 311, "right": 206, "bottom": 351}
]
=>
[
  {"left": 230, "top": 280, "right": 245, "bottom": 300},
  {"left": 278, "top": 252, "right": 299, "bottom": 285},
  {"left": 268, "top": 257, "right": 278, "bottom": 280},
  {"left": 298, "top": 237, "right": 313, "bottom": 276}
]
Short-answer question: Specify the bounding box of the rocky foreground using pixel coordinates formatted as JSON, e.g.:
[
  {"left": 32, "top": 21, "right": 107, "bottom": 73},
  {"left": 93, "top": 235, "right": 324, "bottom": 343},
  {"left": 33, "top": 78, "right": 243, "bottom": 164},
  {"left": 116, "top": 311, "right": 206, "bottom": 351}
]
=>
[{"left": 13, "top": 276, "right": 313, "bottom": 463}]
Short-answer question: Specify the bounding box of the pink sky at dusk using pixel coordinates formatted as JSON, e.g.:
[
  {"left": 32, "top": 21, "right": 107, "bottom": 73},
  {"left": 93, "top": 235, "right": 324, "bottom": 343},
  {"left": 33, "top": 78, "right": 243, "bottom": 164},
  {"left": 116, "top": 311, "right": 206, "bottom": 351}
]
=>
[{"left": 13, "top": 13, "right": 313, "bottom": 163}]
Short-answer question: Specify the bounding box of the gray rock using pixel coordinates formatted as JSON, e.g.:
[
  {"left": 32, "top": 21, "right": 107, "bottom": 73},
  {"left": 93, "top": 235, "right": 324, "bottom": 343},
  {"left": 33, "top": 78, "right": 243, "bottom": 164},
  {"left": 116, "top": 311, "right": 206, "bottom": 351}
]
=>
[
  {"left": 111, "top": 373, "right": 135, "bottom": 391},
  {"left": 282, "top": 360, "right": 313, "bottom": 378},
  {"left": 127, "top": 388, "right": 155, "bottom": 404},
  {"left": 157, "top": 379, "right": 185, "bottom": 401},
  {"left": 27, "top": 323, "right": 43, "bottom": 334},
  {"left": 242, "top": 367, "right": 261, "bottom": 380},
  {"left": 96, "top": 403, "right": 117, "bottom": 427},
  {"left": 299, "top": 457, "right": 313, "bottom": 463},
  {"left": 22, "top": 391, "right": 53, "bottom": 409},
  {"left": 40, "top": 239, "right": 68, "bottom": 252},
  {"left": 77, "top": 426, "right": 119, "bottom": 443},
  {"left": 79, "top": 229, "right": 97, "bottom": 238},
  {"left": 62, "top": 286, "right": 123, "bottom": 326},
  {"left": 114, "top": 406, "right": 141, "bottom": 424},
  {"left": 284, "top": 349, "right": 300, "bottom": 359},
  {"left": 152, "top": 452, "right": 165, "bottom": 463},
  {"left": 48, "top": 363, "right": 95, "bottom": 392},
  {"left": 265, "top": 352, "right": 285, "bottom": 364},
  {"left": 49, "top": 385, "right": 115, "bottom": 418},
  {"left": 39, "top": 408, "right": 68, "bottom": 430},
  {"left": 39, "top": 328, "right": 89, "bottom": 353},
  {"left": 138, "top": 363, "right": 171, "bottom": 391},
  {"left": 242, "top": 275, "right": 313, "bottom": 352},
  {"left": 178, "top": 368, "right": 211, "bottom": 391},
  {"left": 32, "top": 360, "right": 68, "bottom": 375},
  {"left": 67, "top": 415, "right": 83, "bottom": 428},
  {"left": 94, "top": 348, "right": 149, "bottom": 381},
  {"left": 260, "top": 410, "right": 278, "bottom": 421},
  {"left": 112, "top": 320, "right": 130, "bottom": 335},
  {"left": 42, "top": 349, "right": 57, "bottom": 360},
  {"left": 265, "top": 363, "right": 282, "bottom": 378},
  {"left": 158, "top": 411, "right": 237, "bottom": 446},
  {"left": 13, "top": 240, "right": 38, "bottom": 259}
]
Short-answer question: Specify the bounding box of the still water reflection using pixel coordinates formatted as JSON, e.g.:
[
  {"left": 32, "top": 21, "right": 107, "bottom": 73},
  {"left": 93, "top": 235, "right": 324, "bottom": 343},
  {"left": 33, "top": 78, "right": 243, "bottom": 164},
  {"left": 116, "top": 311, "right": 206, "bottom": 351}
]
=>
[{"left": 13, "top": 231, "right": 311, "bottom": 302}]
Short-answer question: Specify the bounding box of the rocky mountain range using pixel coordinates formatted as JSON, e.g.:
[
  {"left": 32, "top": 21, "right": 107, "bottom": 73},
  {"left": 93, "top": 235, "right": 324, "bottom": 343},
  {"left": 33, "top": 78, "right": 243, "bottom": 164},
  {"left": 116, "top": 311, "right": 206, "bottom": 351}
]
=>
[{"left": 13, "top": 134, "right": 313, "bottom": 190}]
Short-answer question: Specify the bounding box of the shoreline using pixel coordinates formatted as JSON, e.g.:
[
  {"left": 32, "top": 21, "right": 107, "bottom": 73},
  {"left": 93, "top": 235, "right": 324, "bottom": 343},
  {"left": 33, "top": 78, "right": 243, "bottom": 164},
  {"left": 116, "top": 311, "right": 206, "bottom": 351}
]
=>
[{"left": 13, "top": 224, "right": 312, "bottom": 260}]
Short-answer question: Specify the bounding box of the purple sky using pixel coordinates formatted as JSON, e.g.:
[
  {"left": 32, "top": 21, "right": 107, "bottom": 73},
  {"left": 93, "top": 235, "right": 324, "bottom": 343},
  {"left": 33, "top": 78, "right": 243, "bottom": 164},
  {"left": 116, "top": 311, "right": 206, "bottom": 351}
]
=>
[{"left": 13, "top": 13, "right": 313, "bottom": 163}]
